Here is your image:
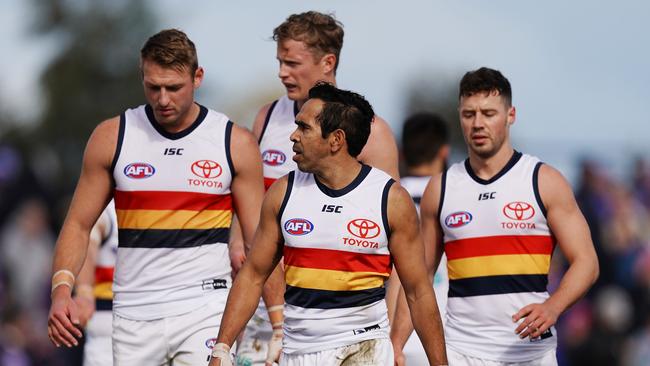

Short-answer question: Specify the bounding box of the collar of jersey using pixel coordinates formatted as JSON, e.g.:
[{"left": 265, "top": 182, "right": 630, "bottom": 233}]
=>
[
  {"left": 145, "top": 103, "right": 208, "bottom": 140},
  {"left": 314, "top": 164, "right": 371, "bottom": 197},
  {"left": 464, "top": 150, "right": 522, "bottom": 185}
]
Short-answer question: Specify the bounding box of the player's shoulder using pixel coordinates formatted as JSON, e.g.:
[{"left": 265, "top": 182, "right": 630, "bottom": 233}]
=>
[
  {"left": 229, "top": 122, "right": 258, "bottom": 147},
  {"left": 371, "top": 115, "right": 394, "bottom": 136},
  {"left": 536, "top": 162, "right": 569, "bottom": 186},
  {"left": 252, "top": 101, "right": 279, "bottom": 138}
]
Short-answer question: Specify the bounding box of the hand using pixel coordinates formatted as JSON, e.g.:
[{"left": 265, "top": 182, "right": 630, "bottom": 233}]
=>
[
  {"left": 48, "top": 286, "right": 83, "bottom": 347},
  {"left": 208, "top": 343, "right": 233, "bottom": 366},
  {"left": 265, "top": 328, "right": 283, "bottom": 366},
  {"left": 73, "top": 294, "right": 96, "bottom": 328},
  {"left": 229, "top": 242, "right": 247, "bottom": 279},
  {"left": 512, "top": 301, "right": 560, "bottom": 339}
]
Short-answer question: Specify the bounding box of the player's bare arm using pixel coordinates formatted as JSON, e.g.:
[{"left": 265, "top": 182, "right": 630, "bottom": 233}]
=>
[
  {"left": 388, "top": 181, "right": 447, "bottom": 365},
  {"left": 252, "top": 101, "right": 288, "bottom": 351},
  {"left": 48, "top": 117, "right": 118, "bottom": 348},
  {"left": 513, "top": 164, "right": 599, "bottom": 339},
  {"left": 73, "top": 210, "right": 109, "bottom": 328},
  {"left": 390, "top": 173, "right": 445, "bottom": 363},
  {"left": 228, "top": 105, "right": 272, "bottom": 277},
  {"left": 208, "top": 176, "right": 288, "bottom": 366},
  {"left": 358, "top": 115, "right": 399, "bottom": 181}
]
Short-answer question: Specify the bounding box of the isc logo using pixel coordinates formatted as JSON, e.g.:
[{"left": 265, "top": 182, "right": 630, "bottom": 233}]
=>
[
  {"left": 284, "top": 218, "right": 314, "bottom": 236},
  {"left": 445, "top": 211, "right": 473, "bottom": 228},
  {"left": 262, "top": 150, "right": 286, "bottom": 166},
  {"left": 124, "top": 163, "right": 155, "bottom": 179}
]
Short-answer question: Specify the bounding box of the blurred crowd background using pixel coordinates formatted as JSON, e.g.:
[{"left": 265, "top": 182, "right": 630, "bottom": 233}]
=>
[{"left": 1, "top": 1, "right": 648, "bottom": 365}]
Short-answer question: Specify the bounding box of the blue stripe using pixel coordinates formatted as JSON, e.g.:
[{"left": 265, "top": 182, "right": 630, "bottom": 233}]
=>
[
  {"left": 448, "top": 274, "right": 548, "bottom": 297},
  {"left": 118, "top": 228, "right": 229, "bottom": 248},
  {"left": 285, "top": 285, "right": 385, "bottom": 309}
]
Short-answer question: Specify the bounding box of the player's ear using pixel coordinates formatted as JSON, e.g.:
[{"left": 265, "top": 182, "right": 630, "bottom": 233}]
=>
[
  {"left": 507, "top": 106, "right": 516, "bottom": 125},
  {"left": 330, "top": 129, "right": 346, "bottom": 153},
  {"left": 193, "top": 67, "right": 204, "bottom": 89},
  {"left": 321, "top": 53, "right": 336, "bottom": 75}
]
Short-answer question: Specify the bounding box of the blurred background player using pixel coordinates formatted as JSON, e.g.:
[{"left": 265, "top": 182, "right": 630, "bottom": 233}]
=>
[
  {"left": 73, "top": 201, "right": 118, "bottom": 366},
  {"left": 393, "top": 112, "right": 450, "bottom": 365},
  {"left": 235, "top": 11, "right": 401, "bottom": 366}
]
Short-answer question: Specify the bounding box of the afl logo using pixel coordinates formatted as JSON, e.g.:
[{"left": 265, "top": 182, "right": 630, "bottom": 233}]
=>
[
  {"left": 124, "top": 163, "right": 155, "bottom": 179},
  {"left": 205, "top": 338, "right": 218, "bottom": 349},
  {"left": 284, "top": 218, "right": 314, "bottom": 235},
  {"left": 503, "top": 201, "right": 535, "bottom": 221},
  {"left": 445, "top": 211, "right": 473, "bottom": 228},
  {"left": 347, "top": 219, "right": 381, "bottom": 239},
  {"left": 191, "top": 160, "right": 222, "bottom": 179},
  {"left": 262, "top": 150, "right": 286, "bottom": 166}
]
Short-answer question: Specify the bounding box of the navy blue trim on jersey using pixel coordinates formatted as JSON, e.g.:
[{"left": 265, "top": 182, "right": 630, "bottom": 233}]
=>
[
  {"left": 285, "top": 285, "right": 385, "bottom": 309},
  {"left": 293, "top": 100, "right": 299, "bottom": 117},
  {"left": 258, "top": 100, "right": 278, "bottom": 144},
  {"left": 315, "top": 164, "right": 371, "bottom": 198},
  {"left": 278, "top": 171, "right": 295, "bottom": 224},
  {"left": 96, "top": 299, "right": 113, "bottom": 311},
  {"left": 448, "top": 274, "right": 548, "bottom": 298},
  {"left": 533, "top": 162, "right": 548, "bottom": 218},
  {"left": 117, "top": 228, "right": 230, "bottom": 248},
  {"left": 412, "top": 196, "right": 422, "bottom": 205},
  {"left": 144, "top": 103, "right": 208, "bottom": 140},
  {"left": 464, "top": 150, "right": 523, "bottom": 185},
  {"left": 225, "top": 121, "right": 235, "bottom": 177},
  {"left": 381, "top": 179, "right": 395, "bottom": 239},
  {"left": 110, "top": 113, "right": 126, "bottom": 176},
  {"left": 437, "top": 169, "right": 447, "bottom": 224}
]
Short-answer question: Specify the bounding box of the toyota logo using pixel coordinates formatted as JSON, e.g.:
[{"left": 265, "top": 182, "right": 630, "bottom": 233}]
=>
[
  {"left": 503, "top": 201, "right": 535, "bottom": 221},
  {"left": 191, "top": 160, "right": 222, "bottom": 179},
  {"left": 347, "top": 218, "right": 380, "bottom": 239}
]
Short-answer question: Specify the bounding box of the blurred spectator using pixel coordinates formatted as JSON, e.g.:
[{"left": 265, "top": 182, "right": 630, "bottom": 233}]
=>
[{"left": 1, "top": 198, "right": 54, "bottom": 315}]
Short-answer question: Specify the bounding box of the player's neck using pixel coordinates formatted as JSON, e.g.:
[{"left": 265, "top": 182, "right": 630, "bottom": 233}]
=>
[
  {"left": 314, "top": 157, "right": 362, "bottom": 191},
  {"left": 296, "top": 79, "right": 337, "bottom": 110},
  {"left": 468, "top": 145, "right": 515, "bottom": 180},
  {"left": 160, "top": 102, "right": 200, "bottom": 134}
]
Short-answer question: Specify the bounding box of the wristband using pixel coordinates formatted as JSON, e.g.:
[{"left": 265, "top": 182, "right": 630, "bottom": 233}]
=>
[
  {"left": 267, "top": 304, "right": 284, "bottom": 312},
  {"left": 51, "top": 280, "right": 73, "bottom": 294},
  {"left": 52, "top": 269, "right": 75, "bottom": 283},
  {"left": 210, "top": 342, "right": 230, "bottom": 359}
]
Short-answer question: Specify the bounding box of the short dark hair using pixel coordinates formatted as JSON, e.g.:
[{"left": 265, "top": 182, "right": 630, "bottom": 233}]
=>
[
  {"left": 273, "top": 11, "right": 344, "bottom": 72},
  {"left": 459, "top": 67, "right": 512, "bottom": 106},
  {"left": 402, "top": 113, "right": 449, "bottom": 168},
  {"left": 308, "top": 82, "right": 374, "bottom": 157},
  {"left": 140, "top": 29, "right": 198, "bottom": 75}
]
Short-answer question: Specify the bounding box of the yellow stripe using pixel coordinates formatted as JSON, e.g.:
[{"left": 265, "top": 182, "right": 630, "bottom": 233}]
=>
[
  {"left": 116, "top": 209, "right": 232, "bottom": 230},
  {"left": 285, "top": 265, "right": 388, "bottom": 291},
  {"left": 94, "top": 282, "right": 113, "bottom": 300},
  {"left": 447, "top": 254, "right": 550, "bottom": 280}
]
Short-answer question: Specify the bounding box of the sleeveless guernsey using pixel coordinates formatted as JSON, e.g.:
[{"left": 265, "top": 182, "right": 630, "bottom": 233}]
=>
[
  {"left": 280, "top": 165, "right": 394, "bottom": 354},
  {"left": 94, "top": 200, "right": 118, "bottom": 311},
  {"left": 439, "top": 151, "right": 556, "bottom": 362},
  {"left": 258, "top": 96, "right": 298, "bottom": 190},
  {"left": 112, "top": 104, "right": 234, "bottom": 320}
]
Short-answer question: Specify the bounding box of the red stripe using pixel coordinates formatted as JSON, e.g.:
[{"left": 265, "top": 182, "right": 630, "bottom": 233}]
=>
[
  {"left": 264, "top": 177, "right": 277, "bottom": 191},
  {"left": 95, "top": 266, "right": 114, "bottom": 283},
  {"left": 284, "top": 246, "right": 391, "bottom": 274},
  {"left": 114, "top": 190, "right": 232, "bottom": 211},
  {"left": 445, "top": 235, "right": 554, "bottom": 260}
]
